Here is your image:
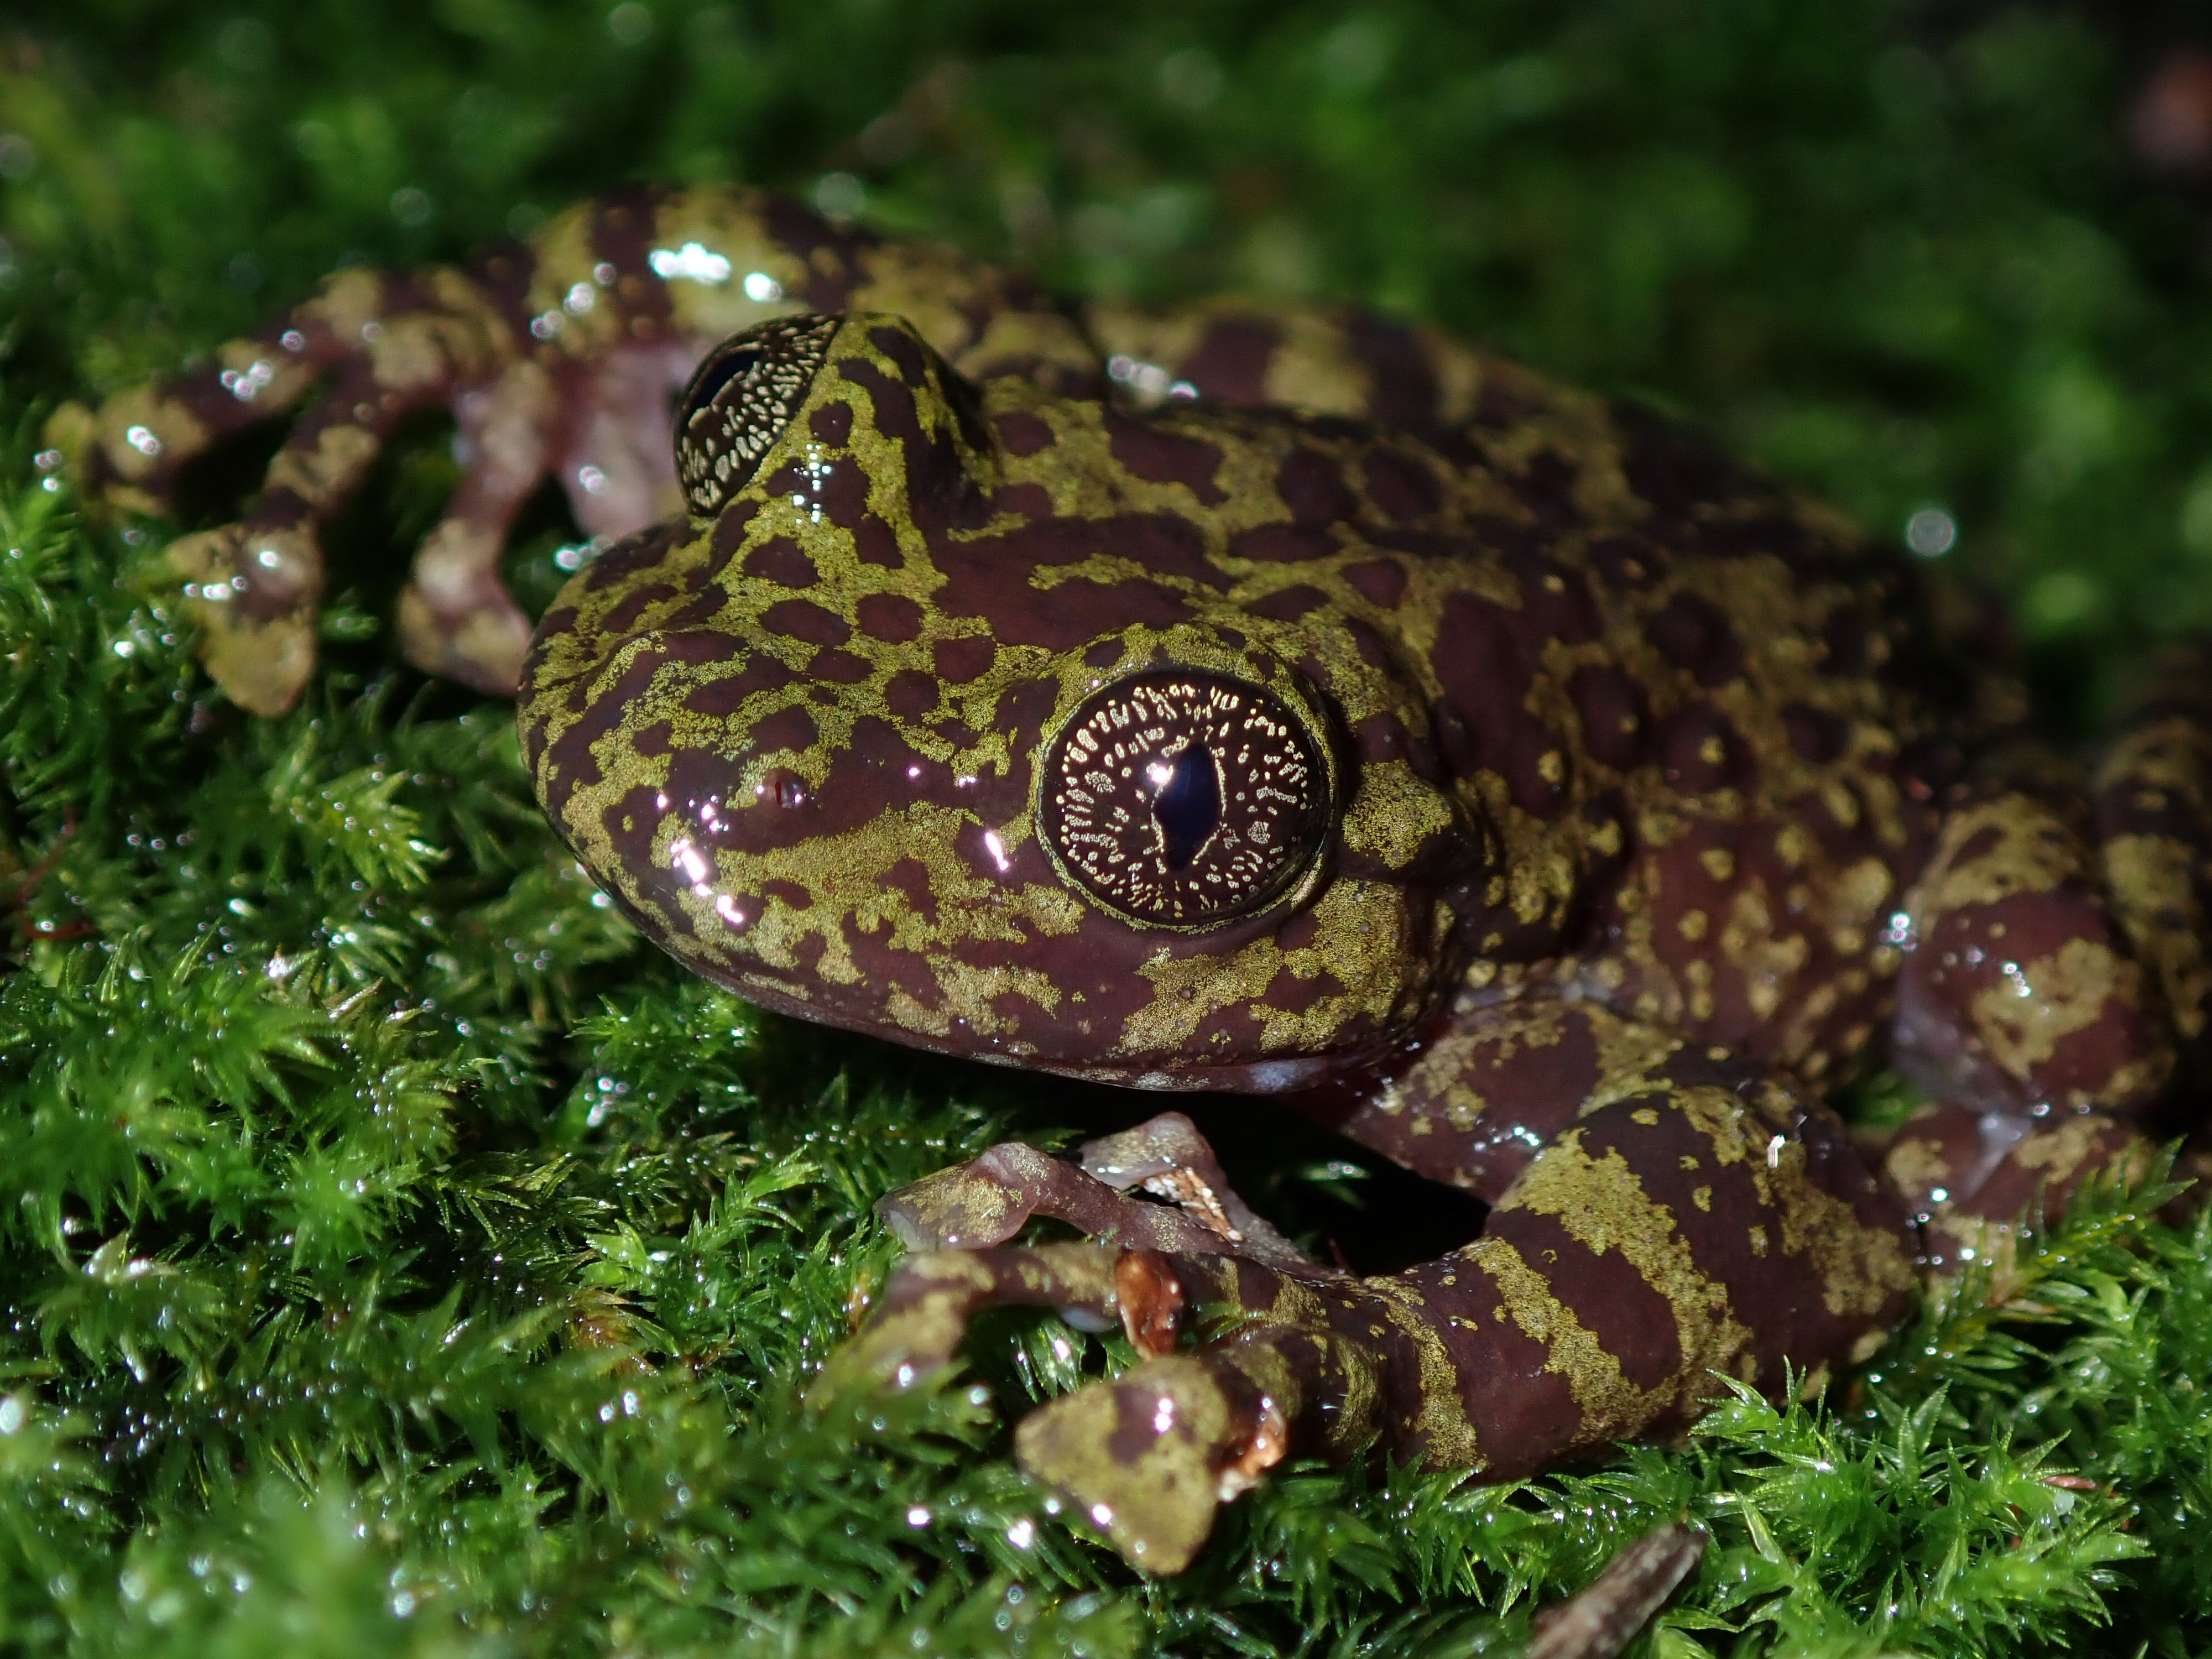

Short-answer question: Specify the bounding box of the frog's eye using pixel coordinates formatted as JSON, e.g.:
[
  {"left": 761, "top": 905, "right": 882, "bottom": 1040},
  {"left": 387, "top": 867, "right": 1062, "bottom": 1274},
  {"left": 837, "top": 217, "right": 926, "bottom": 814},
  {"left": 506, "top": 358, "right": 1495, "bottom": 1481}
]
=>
[
  {"left": 1041, "top": 671, "right": 1329, "bottom": 928},
  {"left": 675, "top": 312, "right": 843, "bottom": 515}
]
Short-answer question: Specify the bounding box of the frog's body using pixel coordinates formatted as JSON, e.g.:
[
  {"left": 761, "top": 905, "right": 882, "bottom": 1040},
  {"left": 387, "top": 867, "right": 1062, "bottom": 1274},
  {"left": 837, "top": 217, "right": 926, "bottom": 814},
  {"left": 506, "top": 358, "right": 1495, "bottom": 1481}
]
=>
[{"left": 63, "top": 186, "right": 2212, "bottom": 1574}]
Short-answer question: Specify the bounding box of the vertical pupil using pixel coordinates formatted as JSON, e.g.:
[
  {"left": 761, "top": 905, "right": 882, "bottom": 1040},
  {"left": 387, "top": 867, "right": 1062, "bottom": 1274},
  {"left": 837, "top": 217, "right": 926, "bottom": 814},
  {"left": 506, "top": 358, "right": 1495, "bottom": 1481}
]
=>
[{"left": 1151, "top": 741, "right": 1220, "bottom": 870}]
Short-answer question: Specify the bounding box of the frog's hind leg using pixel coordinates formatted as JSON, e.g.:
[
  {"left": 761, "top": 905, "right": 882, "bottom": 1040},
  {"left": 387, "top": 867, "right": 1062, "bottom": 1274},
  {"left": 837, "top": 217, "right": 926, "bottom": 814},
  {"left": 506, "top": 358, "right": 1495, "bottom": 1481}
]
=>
[
  {"left": 167, "top": 272, "right": 524, "bottom": 716},
  {"left": 2094, "top": 639, "right": 2212, "bottom": 1092},
  {"left": 1883, "top": 655, "right": 2212, "bottom": 1259}
]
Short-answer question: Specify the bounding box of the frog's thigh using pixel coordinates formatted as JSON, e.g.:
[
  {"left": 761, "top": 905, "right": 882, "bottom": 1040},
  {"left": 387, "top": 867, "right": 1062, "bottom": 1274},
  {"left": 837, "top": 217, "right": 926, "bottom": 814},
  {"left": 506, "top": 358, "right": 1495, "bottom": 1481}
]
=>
[
  {"left": 1391, "top": 1071, "right": 1914, "bottom": 1477},
  {"left": 1879, "top": 1097, "right": 2150, "bottom": 1269},
  {"left": 1897, "top": 786, "right": 2172, "bottom": 1118},
  {"left": 2094, "top": 639, "right": 2212, "bottom": 1082}
]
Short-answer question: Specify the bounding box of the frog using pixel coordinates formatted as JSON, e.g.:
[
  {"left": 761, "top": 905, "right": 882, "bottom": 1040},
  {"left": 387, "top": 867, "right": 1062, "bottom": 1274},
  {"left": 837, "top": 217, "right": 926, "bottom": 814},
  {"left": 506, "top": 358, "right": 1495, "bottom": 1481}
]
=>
[{"left": 54, "top": 185, "right": 2212, "bottom": 1577}]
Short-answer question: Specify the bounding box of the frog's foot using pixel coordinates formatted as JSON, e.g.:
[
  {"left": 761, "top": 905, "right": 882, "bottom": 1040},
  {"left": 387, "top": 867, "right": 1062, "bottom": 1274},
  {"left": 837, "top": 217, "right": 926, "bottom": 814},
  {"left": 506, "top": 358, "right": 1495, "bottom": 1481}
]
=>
[
  {"left": 397, "top": 519, "right": 536, "bottom": 697},
  {"left": 818, "top": 1234, "right": 1258, "bottom": 1573},
  {"left": 825, "top": 1239, "right": 1186, "bottom": 1391},
  {"left": 1072, "top": 1112, "right": 1316, "bottom": 1269},
  {"left": 842, "top": 1118, "right": 1395, "bottom": 1570},
  {"left": 170, "top": 522, "right": 322, "bottom": 717},
  {"left": 829, "top": 1230, "right": 1375, "bottom": 1571},
  {"left": 1014, "top": 1348, "right": 1290, "bottom": 1571},
  {"left": 1881, "top": 1100, "right": 2153, "bottom": 1271}
]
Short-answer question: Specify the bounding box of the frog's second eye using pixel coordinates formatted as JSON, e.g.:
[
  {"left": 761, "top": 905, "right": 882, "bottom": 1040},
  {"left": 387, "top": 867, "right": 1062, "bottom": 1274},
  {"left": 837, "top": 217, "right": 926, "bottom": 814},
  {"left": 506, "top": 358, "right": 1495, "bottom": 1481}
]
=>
[
  {"left": 1042, "top": 671, "right": 1329, "bottom": 927},
  {"left": 675, "top": 312, "right": 842, "bottom": 515}
]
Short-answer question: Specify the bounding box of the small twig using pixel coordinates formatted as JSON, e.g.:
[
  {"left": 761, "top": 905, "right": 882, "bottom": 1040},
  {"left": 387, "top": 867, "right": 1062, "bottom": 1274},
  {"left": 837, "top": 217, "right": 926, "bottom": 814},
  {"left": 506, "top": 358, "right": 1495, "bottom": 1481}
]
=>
[{"left": 1523, "top": 1521, "right": 1708, "bottom": 1659}]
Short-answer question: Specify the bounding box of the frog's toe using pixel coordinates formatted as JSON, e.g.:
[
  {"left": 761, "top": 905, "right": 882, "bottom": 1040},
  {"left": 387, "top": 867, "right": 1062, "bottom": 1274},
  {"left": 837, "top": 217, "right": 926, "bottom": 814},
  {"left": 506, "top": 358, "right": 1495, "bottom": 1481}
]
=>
[
  {"left": 817, "top": 1240, "right": 1136, "bottom": 1401},
  {"left": 398, "top": 578, "right": 532, "bottom": 697},
  {"left": 1015, "top": 1352, "right": 1286, "bottom": 1573},
  {"left": 876, "top": 1145, "right": 1063, "bottom": 1250},
  {"left": 171, "top": 524, "right": 320, "bottom": 716},
  {"left": 877, "top": 1139, "right": 1236, "bottom": 1253}
]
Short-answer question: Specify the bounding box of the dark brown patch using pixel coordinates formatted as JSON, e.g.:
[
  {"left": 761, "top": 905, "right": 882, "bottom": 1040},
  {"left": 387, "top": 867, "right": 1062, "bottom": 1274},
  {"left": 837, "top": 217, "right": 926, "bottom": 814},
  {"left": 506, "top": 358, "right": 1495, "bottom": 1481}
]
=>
[
  {"left": 855, "top": 592, "right": 924, "bottom": 643},
  {"left": 1229, "top": 524, "right": 1340, "bottom": 564},
  {"left": 839, "top": 358, "right": 922, "bottom": 445},
  {"left": 867, "top": 324, "right": 933, "bottom": 387},
  {"left": 1243, "top": 585, "right": 1329, "bottom": 622},
  {"left": 582, "top": 525, "right": 684, "bottom": 593},
  {"left": 743, "top": 536, "right": 818, "bottom": 588},
  {"left": 884, "top": 669, "right": 940, "bottom": 718},
  {"left": 1175, "top": 316, "right": 1281, "bottom": 405},
  {"left": 997, "top": 482, "right": 1055, "bottom": 520},
  {"left": 819, "top": 462, "right": 870, "bottom": 528},
  {"left": 684, "top": 654, "right": 798, "bottom": 717},
  {"left": 996, "top": 410, "right": 1056, "bottom": 456},
  {"left": 1277, "top": 447, "right": 1356, "bottom": 526},
  {"left": 1343, "top": 558, "right": 1407, "bottom": 609},
  {"left": 1649, "top": 592, "right": 1744, "bottom": 688},
  {"left": 759, "top": 598, "right": 850, "bottom": 647},
  {"left": 1108, "top": 418, "right": 1228, "bottom": 505},
  {"left": 1782, "top": 703, "right": 1847, "bottom": 766},
  {"left": 810, "top": 402, "right": 854, "bottom": 447},
  {"left": 1658, "top": 703, "right": 1750, "bottom": 793},
  {"left": 709, "top": 500, "right": 761, "bottom": 556},
  {"left": 853, "top": 516, "right": 904, "bottom": 568},
  {"left": 1344, "top": 312, "right": 1441, "bottom": 426},
  {"left": 745, "top": 702, "right": 818, "bottom": 757},
  {"left": 598, "top": 580, "right": 679, "bottom": 637},
  {"left": 1569, "top": 665, "right": 1650, "bottom": 771},
  {"left": 1363, "top": 449, "right": 1442, "bottom": 522},
  {"left": 933, "top": 635, "right": 997, "bottom": 684}
]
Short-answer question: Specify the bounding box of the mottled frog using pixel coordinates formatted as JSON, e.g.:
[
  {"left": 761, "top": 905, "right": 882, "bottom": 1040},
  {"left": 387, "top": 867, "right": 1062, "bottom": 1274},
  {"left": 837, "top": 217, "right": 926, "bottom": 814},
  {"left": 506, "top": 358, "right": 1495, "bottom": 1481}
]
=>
[{"left": 60, "top": 186, "right": 2212, "bottom": 1574}]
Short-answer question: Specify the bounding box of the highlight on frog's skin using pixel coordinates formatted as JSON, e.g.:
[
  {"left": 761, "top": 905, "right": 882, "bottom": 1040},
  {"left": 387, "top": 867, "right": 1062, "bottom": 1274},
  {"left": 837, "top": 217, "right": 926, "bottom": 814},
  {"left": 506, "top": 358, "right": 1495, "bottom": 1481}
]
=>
[{"left": 1040, "top": 670, "right": 1331, "bottom": 928}]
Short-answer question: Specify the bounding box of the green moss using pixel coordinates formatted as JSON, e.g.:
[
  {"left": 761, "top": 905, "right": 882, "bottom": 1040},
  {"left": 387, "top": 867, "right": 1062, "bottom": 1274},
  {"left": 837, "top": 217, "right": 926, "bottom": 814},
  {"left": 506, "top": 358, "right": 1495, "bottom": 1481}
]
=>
[{"left": 3, "top": 2, "right": 2211, "bottom": 1652}]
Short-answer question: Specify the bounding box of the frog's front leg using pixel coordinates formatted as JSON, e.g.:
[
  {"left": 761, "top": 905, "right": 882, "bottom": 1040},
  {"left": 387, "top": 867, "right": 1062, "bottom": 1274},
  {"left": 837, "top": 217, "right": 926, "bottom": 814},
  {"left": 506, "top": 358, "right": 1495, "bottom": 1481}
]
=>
[
  {"left": 837, "top": 1002, "right": 1915, "bottom": 1572},
  {"left": 831, "top": 1122, "right": 1376, "bottom": 1569}
]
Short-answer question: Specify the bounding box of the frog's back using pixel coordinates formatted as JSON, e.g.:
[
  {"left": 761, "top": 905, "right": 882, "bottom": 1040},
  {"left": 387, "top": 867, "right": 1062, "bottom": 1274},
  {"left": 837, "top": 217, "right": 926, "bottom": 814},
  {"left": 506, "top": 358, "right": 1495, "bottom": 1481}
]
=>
[{"left": 1081, "top": 317, "right": 2006, "bottom": 1083}]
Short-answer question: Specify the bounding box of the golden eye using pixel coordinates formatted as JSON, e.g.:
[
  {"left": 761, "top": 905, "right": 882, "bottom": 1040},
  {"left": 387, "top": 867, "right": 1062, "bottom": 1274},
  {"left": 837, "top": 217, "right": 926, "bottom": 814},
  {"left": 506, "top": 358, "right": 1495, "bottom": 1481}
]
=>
[
  {"left": 1041, "top": 671, "right": 1329, "bottom": 927},
  {"left": 674, "top": 312, "right": 841, "bottom": 515}
]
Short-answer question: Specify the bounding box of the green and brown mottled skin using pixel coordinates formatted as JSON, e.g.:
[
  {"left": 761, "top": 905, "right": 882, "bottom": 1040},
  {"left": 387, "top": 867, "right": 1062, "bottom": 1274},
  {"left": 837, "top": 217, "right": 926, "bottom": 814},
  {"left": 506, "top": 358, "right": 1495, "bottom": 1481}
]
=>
[{"left": 62, "top": 186, "right": 2212, "bottom": 1575}]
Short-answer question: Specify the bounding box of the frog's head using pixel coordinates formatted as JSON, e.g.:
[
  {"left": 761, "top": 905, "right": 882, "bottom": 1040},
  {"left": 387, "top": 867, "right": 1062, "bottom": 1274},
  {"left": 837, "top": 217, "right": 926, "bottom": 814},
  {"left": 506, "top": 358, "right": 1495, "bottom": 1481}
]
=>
[{"left": 521, "top": 312, "right": 1484, "bottom": 1091}]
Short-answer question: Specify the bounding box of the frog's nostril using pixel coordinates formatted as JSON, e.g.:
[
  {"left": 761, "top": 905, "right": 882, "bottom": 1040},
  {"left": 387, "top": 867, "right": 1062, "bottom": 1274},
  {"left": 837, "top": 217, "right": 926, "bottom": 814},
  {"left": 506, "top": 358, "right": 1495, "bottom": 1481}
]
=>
[
  {"left": 755, "top": 766, "right": 809, "bottom": 810},
  {"left": 1151, "top": 742, "right": 1221, "bottom": 870}
]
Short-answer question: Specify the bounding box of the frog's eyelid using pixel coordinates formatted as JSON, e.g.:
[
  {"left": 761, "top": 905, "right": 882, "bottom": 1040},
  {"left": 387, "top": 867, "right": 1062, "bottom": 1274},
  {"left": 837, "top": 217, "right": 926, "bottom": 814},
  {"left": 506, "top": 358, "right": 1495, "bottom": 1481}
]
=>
[{"left": 675, "top": 311, "right": 842, "bottom": 516}]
